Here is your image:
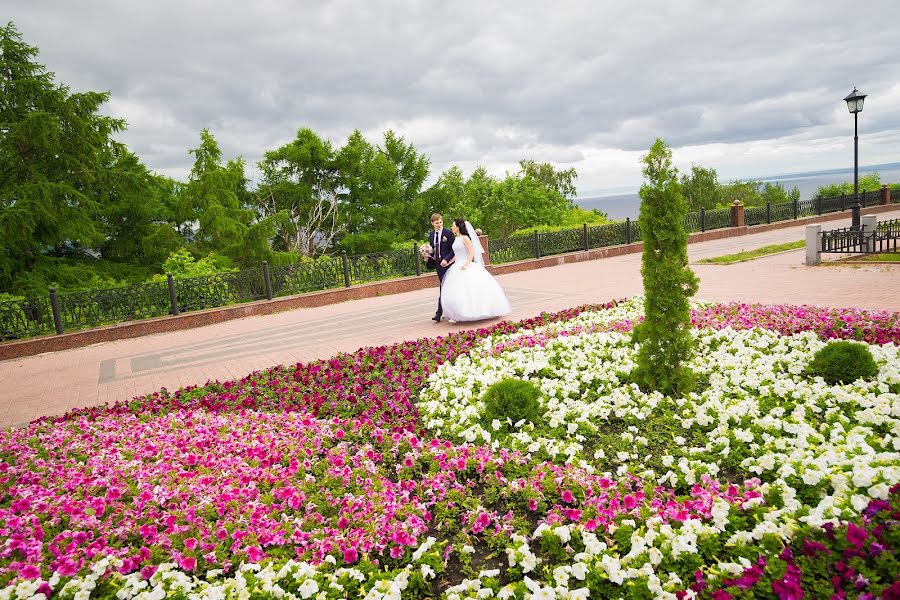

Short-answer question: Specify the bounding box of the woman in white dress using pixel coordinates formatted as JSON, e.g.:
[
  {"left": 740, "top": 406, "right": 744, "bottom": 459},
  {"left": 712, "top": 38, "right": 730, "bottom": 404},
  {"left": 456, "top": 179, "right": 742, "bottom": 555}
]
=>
[{"left": 440, "top": 219, "right": 512, "bottom": 323}]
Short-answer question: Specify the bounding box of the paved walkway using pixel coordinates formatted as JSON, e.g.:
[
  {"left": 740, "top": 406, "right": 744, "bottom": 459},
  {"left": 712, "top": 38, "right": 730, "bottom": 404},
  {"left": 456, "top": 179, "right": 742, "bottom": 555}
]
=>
[{"left": 2, "top": 210, "right": 899, "bottom": 429}]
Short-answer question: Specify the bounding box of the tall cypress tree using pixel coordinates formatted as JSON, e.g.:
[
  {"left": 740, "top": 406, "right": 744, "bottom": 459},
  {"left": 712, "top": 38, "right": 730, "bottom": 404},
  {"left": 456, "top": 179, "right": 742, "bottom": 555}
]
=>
[{"left": 632, "top": 139, "right": 699, "bottom": 396}]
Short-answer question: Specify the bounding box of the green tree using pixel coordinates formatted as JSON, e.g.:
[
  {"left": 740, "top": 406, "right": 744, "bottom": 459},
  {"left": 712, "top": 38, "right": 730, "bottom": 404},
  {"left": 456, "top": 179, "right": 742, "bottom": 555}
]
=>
[
  {"left": 720, "top": 180, "right": 763, "bottom": 207},
  {"left": 681, "top": 165, "right": 721, "bottom": 211},
  {"left": 257, "top": 127, "right": 342, "bottom": 257},
  {"left": 95, "top": 143, "right": 180, "bottom": 266},
  {"left": 518, "top": 159, "right": 578, "bottom": 198},
  {"left": 333, "top": 129, "right": 431, "bottom": 247},
  {"left": 814, "top": 172, "right": 881, "bottom": 199},
  {"left": 371, "top": 130, "right": 431, "bottom": 239},
  {"left": 334, "top": 129, "right": 375, "bottom": 236},
  {"left": 179, "top": 129, "right": 259, "bottom": 261},
  {"left": 632, "top": 139, "right": 698, "bottom": 396},
  {"left": 421, "top": 165, "right": 466, "bottom": 223},
  {"left": 460, "top": 166, "right": 495, "bottom": 226},
  {"left": 0, "top": 22, "right": 124, "bottom": 290}
]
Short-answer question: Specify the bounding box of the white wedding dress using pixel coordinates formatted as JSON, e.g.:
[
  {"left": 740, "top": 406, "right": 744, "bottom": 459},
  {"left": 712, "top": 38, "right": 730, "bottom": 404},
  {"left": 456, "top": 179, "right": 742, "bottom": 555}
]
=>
[{"left": 440, "top": 236, "right": 511, "bottom": 322}]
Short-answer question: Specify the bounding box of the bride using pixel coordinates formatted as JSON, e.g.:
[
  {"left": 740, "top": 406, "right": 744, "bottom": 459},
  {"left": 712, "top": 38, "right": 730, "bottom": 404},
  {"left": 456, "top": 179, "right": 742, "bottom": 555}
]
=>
[{"left": 440, "top": 219, "right": 512, "bottom": 323}]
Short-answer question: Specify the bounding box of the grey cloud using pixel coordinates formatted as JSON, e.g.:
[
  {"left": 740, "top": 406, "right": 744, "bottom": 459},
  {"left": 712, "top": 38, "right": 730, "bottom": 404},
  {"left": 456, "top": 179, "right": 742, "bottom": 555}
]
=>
[{"left": 6, "top": 0, "right": 900, "bottom": 188}]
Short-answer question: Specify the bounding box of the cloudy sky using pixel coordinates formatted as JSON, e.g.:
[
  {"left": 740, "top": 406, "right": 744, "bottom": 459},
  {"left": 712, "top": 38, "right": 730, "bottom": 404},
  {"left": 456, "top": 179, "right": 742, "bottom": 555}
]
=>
[{"left": 7, "top": 0, "right": 900, "bottom": 195}]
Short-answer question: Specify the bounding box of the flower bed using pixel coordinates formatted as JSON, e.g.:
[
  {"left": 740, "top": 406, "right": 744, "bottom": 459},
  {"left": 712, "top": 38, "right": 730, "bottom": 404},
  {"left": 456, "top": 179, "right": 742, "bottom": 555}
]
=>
[{"left": 1, "top": 298, "right": 899, "bottom": 599}]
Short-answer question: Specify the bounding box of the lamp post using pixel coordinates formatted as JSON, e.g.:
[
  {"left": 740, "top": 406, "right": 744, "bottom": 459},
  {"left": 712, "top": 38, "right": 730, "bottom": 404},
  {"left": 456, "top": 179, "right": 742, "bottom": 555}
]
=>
[{"left": 844, "top": 87, "right": 867, "bottom": 230}]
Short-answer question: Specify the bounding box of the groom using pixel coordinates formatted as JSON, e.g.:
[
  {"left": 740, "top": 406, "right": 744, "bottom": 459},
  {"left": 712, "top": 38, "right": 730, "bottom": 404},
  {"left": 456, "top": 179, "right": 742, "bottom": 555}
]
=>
[{"left": 425, "top": 213, "right": 455, "bottom": 321}]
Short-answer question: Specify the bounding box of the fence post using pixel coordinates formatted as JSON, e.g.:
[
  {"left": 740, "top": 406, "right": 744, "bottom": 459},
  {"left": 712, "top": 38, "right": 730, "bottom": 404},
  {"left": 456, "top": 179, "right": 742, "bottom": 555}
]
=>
[
  {"left": 805, "top": 225, "right": 822, "bottom": 266},
  {"left": 534, "top": 231, "right": 541, "bottom": 259},
  {"left": 793, "top": 198, "right": 799, "bottom": 220},
  {"left": 816, "top": 197, "right": 822, "bottom": 215},
  {"left": 700, "top": 208, "right": 706, "bottom": 233},
  {"left": 49, "top": 288, "right": 63, "bottom": 335},
  {"left": 413, "top": 243, "right": 421, "bottom": 276},
  {"left": 341, "top": 251, "right": 351, "bottom": 288},
  {"left": 582, "top": 223, "right": 589, "bottom": 251},
  {"left": 841, "top": 194, "right": 846, "bottom": 212},
  {"left": 626, "top": 218, "right": 632, "bottom": 244},
  {"left": 262, "top": 261, "right": 273, "bottom": 300},
  {"left": 731, "top": 201, "right": 745, "bottom": 227},
  {"left": 881, "top": 185, "right": 891, "bottom": 205},
  {"left": 166, "top": 273, "right": 179, "bottom": 316},
  {"left": 861, "top": 215, "right": 877, "bottom": 253},
  {"left": 766, "top": 201, "right": 771, "bottom": 224}
]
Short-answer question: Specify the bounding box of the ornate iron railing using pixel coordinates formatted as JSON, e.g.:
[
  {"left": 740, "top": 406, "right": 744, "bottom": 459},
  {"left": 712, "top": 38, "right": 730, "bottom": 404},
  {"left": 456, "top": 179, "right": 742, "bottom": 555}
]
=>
[
  {"left": 770, "top": 202, "right": 794, "bottom": 223},
  {"left": 821, "top": 221, "right": 900, "bottom": 254},
  {"left": 705, "top": 208, "right": 732, "bottom": 230},
  {"left": 537, "top": 228, "right": 584, "bottom": 257},
  {"left": 347, "top": 249, "right": 417, "bottom": 283},
  {"left": 588, "top": 221, "right": 627, "bottom": 248},
  {"left": 57, "top": 282, "right": 172, "bottom": 329},
  {"left": 820, "top": 228, "right": 866, "bottom": 253},
  {"left": 892, "top": 188, "right": 900, "bottom": 203},
  {"left": 744, "top": 206, "right": 768, "bottom": 227},
  {"left": 683, "top": 212, "right": 701, "bottom": 233},
  {"left": 175, "top": 269, "right": 268, "bottom": 312},
  {"left": 878, "top": 218, "right": 900, "bottom": 235},
  {"left": 270, "top": 258, "right": 344, "bottom": 295},
  {"left": 0, "top": 297, "right": 55, "bottom": 341},
  {"left": 489, "top": 236, "right": 535, "bottom": 264}
]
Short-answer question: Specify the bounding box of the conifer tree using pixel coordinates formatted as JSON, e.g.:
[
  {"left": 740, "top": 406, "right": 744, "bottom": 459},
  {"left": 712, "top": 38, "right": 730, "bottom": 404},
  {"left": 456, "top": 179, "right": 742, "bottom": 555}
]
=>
[
  {"left": 632, "top": 139, "right": 699, "bottom": 395},
  {"left": 0, "top": 22, "right": 124, "bottom": 288}
]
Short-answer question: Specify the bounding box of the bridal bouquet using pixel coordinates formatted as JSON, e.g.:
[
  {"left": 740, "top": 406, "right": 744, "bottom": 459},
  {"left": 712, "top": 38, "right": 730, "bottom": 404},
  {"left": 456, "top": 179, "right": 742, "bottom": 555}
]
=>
[{"left": 419, "top": 243, "right": 434, "bottom": 261}]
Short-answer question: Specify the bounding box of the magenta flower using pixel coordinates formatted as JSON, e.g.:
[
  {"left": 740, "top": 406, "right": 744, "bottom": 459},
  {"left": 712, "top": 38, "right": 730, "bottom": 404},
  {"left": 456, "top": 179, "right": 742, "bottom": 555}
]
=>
[{"left": 846, "top": 523, "right": 868, "bottom": 548}]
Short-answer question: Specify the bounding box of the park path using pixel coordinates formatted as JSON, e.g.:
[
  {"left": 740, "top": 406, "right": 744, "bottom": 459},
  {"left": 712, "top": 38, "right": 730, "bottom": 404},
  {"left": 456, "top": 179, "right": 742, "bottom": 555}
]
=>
[{"left": 2, "top": 209, "right": 899, "bottom": 428}]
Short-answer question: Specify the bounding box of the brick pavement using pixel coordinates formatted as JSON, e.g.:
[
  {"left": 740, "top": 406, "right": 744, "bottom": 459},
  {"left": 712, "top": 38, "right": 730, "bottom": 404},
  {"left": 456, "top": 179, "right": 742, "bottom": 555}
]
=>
[{"left": 2, "top": 209, "right": 899, "bottom": 429}]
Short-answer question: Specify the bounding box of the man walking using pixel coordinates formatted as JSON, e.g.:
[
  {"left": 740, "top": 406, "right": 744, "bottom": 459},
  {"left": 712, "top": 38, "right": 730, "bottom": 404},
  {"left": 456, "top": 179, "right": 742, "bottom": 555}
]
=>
[{"left": 425, "top": 213, "right": 455, "bottom": 321}]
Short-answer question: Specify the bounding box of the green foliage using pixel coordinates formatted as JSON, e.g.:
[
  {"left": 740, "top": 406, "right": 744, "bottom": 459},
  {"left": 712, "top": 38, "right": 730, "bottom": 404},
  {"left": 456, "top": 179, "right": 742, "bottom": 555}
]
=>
[
  {"left": 814, "top": 172, "right": 882, "bottom": 199},
  {"left": 806, "top": 340, "right": 878, "bottom": 385},
  {"left": 257, "top": 127, "right": 343, "bottom": 257},
  {"left": 0, "top": 22, "right": 124, "bottom": 290},
  {"left": 518, "top": 159, "right": 578, "bottom": 198},
  {"left": 422, "top": 162, "right": 578, "bottom": 239},
  {"left": 681, "top": 165, "right": 722, "bottom": 211},
  {"left": 94, "top": 143, "right": 181, "bottom": 266},
  {"left": 481, "top": 378, "right": 543, "bottom": 432},
  {"left": 632, "top": 139, "right": 699, "bottom": 396},
  {"left": 337, "top": 231, "right": 409, "bottom": 255},
  {"left": 154, "top": 249, "right": 233, "bottom": 280},
  {"left": 720, "top": 180, "right": 800, "bottom": 207},
  {"left": 6, "top": 255, "right": 156, "bottom": 297},
  {"left": 509, "top": 208, "right": 609, "bottom": 237},
  {"left": 179, "top": 130, "right": 259, "bottom": 263}
]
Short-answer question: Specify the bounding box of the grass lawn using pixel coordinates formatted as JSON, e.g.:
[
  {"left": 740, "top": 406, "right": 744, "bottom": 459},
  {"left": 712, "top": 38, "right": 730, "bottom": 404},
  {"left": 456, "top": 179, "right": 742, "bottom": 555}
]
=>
[
  {"left": 698, "top": 240, "right": 804, "bottom": 264},
  {"left": 847, "top": 252, "right": 900, "bottom": 262}
]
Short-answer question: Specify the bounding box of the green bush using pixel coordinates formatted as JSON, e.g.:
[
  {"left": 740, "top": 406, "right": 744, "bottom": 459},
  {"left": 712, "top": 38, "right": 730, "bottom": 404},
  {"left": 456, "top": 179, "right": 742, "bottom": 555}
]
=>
[
  {"left": 481, "top": 378, "right": 543, "bottom": 431},
  {"left": 806, "top": 341, "right": 878, "bottom": 385}
]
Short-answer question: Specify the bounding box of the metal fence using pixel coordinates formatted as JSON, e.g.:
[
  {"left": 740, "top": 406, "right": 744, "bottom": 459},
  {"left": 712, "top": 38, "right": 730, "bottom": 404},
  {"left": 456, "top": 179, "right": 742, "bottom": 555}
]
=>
[
  {"left": 2, "top": 189, "right": 895, "bottom": 341},
  {"left": 820, "top": 218, "right": 900, "bottom": 255}
]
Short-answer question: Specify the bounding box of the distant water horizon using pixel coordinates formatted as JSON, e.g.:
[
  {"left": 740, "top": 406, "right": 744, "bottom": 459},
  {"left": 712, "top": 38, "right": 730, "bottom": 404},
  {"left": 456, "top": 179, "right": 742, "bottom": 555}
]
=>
[{"left": 576, "top": 162, "right": 900, "bottom": 221}]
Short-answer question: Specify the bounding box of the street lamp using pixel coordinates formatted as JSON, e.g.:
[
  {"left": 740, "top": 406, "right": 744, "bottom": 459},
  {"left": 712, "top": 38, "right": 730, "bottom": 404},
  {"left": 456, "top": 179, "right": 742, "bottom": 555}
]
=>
[{"left": 844, "top": 87, "right": 867, "bottom": 230}]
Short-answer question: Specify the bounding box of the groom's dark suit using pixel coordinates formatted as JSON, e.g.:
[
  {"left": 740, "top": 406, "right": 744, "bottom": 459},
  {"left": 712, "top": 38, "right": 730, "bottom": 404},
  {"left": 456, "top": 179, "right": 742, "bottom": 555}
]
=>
[{"left": 425, "top": 227, "right": 455, "bottom": 319}]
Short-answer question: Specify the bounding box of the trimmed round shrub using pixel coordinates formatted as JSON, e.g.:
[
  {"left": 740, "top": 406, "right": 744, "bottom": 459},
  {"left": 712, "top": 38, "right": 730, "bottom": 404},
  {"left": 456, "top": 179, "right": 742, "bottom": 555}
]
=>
[
  {"left": 481, "top": 378, "right": 543, "bottom": 430},
  {"left": 806, "top": 341, "right": 878, "bottom": 385}
]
